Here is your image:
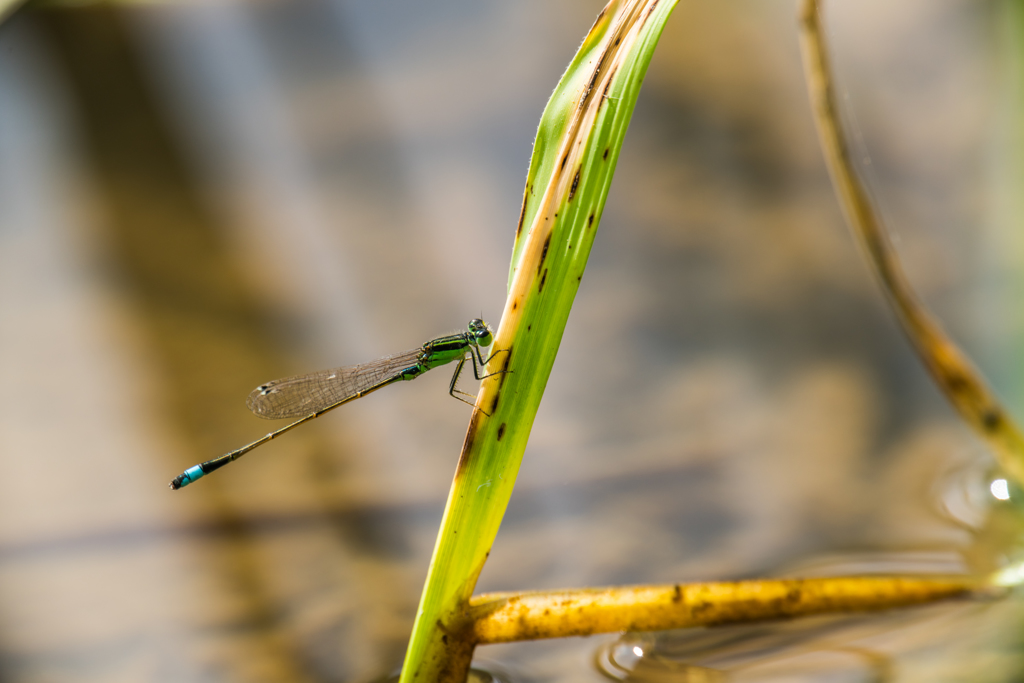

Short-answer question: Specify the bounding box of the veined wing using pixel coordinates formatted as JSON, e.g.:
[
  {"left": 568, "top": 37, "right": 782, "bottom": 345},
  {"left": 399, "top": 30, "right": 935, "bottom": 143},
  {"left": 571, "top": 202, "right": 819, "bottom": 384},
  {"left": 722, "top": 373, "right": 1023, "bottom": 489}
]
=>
[{"left": 246, "top": 348, "right": 424, "bottom": 419}]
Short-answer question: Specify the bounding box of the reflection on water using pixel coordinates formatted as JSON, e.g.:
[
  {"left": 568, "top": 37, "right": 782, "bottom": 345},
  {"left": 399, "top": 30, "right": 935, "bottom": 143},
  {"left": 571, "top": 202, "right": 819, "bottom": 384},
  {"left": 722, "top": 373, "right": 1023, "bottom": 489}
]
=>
[
  {"left": 600, "top": 592, "right": 1024, "bottom": 683},
  {"left": 0, "top": 0, "right": 1022, "bottom": 681},
  {"left": 991, "top": 479, "right": 1011, "bottom": 502},
  {"left": 591, "top": 454, "right": 1024, "bottom": 681},
  {"left": 600, "top": 472, "right": 1024, "bottom": 682}
]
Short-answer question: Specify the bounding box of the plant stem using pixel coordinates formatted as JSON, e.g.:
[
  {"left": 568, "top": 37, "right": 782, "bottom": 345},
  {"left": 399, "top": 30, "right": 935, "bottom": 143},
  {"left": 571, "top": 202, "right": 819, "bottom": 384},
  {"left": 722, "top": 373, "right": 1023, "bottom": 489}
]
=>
[
  {"left": 470, "top": 575, "right": 982, "bottom": 644},
  {"left": 799, "top": 0, "right": 1024, "bottom": 488}
]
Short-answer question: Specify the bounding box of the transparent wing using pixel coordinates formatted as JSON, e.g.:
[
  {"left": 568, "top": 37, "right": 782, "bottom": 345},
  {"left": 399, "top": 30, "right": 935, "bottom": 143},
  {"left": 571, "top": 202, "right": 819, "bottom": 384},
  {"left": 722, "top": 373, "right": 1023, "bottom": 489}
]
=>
[{"left": 246, "top": 348, "right": 424, "bottom": 419}]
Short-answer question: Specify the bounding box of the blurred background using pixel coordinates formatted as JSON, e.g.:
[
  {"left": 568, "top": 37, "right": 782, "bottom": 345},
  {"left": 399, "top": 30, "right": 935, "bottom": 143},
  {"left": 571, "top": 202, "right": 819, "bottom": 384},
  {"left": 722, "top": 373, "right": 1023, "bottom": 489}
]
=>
[{"left": 1, "top": 0, "right": 1023, "bottom": 681}]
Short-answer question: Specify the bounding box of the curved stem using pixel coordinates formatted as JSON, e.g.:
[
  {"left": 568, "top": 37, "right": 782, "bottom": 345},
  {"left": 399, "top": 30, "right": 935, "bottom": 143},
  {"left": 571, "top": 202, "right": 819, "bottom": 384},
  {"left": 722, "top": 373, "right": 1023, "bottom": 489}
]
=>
[{"left": 799, "top": 0, "right": 1024, "bottom": 488}]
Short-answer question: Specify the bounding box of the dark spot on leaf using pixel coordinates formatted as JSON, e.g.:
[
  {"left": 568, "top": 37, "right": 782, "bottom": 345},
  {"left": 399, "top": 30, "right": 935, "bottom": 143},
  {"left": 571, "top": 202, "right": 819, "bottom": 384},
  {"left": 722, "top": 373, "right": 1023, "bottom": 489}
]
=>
[
  {"left": 603, "top": 148, "right": 609, "bottom": 161},
  {"left": 945, "top": 371, "right": 969, "bottom": 393},
  {"left": 538, "top": 268, "right": 548, "bottom": 292},
  {"left": 538, "top": 234, "right": 551, "bottom": 274},
  {"left": 588, "top": 213, "right": 595, "bottom": 227},
  {"left": 581, "top": 69, "right": 601, "bottom": 108},
  {"left": 512, "top": 299, "right": 518, "bottom": 311},
  {"left": 560, "top": 153, "right": 569, "bottom": 171},
  {"left": 455, "top": 419, "right": 479, "bottom": 477},
  {"left": 672, "top": 585, "right": 682, "bottom": 602},
  {"left": 984, "top": 410, "right": 1003, "bottom": 431},
  {"left": 569, "top": 168, "right": 581, "bottom": 200},
  {"left": 497, "top": 423, "right": 506, "bottom": 441},
  {"left": 490, "top": 393, "right": 500, "bottom": 413},
  {"left": 516, "top": 193, "right": 528, "bottom": 237}
]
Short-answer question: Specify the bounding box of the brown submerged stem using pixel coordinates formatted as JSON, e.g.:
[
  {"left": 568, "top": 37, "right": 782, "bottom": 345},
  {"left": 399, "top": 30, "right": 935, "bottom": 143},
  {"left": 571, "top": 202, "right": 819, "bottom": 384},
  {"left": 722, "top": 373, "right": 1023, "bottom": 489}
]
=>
[
  {"left": 798, "top": 0, "right": 1024, "bottom": 488},
  {"left": 469, "top": 575, "right": 980, "bottom": 644}
]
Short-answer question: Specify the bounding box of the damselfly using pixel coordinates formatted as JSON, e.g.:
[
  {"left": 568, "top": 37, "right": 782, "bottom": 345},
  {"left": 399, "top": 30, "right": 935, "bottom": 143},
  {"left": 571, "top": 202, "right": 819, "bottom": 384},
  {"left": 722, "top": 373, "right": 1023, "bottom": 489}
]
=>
[{"left": 170, "top": 319, "right": 501, "bottom": 489}]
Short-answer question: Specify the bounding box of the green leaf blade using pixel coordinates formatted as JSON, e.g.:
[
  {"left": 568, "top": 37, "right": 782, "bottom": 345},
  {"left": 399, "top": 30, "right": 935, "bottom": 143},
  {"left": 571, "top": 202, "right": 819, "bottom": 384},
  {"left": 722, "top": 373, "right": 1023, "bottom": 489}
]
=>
[{"left": 400, "top": 2, "right": 680, "bottom": 681}]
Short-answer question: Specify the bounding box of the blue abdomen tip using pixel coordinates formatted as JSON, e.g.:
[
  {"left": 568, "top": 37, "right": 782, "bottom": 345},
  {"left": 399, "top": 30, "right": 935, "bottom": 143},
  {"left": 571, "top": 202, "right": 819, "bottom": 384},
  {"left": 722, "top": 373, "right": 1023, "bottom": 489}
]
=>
[{"left": 171, "top": 465, "right": 206, "bottom": 490}]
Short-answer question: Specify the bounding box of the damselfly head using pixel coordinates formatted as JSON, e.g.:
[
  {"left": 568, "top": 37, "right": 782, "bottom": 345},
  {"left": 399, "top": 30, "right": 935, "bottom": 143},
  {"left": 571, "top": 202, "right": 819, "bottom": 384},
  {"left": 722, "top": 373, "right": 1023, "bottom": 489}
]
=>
[{"left": 468, "top": 318, "right": 493, "bottom": 347}]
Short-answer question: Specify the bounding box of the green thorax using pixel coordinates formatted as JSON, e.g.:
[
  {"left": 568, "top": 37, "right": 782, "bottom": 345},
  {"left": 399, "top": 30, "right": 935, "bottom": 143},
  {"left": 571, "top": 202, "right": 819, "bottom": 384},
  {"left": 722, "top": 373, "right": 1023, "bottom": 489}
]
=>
[{"left": 419, "top": 333, "right": 472, "bottom": 371}]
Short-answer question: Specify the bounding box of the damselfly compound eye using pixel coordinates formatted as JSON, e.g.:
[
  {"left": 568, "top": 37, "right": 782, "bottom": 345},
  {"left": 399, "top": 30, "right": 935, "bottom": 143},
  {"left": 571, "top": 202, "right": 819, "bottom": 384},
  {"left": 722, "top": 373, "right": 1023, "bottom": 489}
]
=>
[{"left": 468, "top": 319, "right": 493, "bottom": 346}]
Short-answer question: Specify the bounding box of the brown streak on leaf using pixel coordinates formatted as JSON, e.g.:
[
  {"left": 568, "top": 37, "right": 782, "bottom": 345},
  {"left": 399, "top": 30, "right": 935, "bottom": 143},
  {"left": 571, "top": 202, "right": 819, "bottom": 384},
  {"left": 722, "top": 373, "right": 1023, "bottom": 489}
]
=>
[
  {"left": 538, "top": 234, "right": 551, "bottom": 275},
  {"left": 516, "top": 188, "right": 529, "bottom": 238},
  {"left": 454, "top": 415, "right": 481, "bottom": 479}
]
